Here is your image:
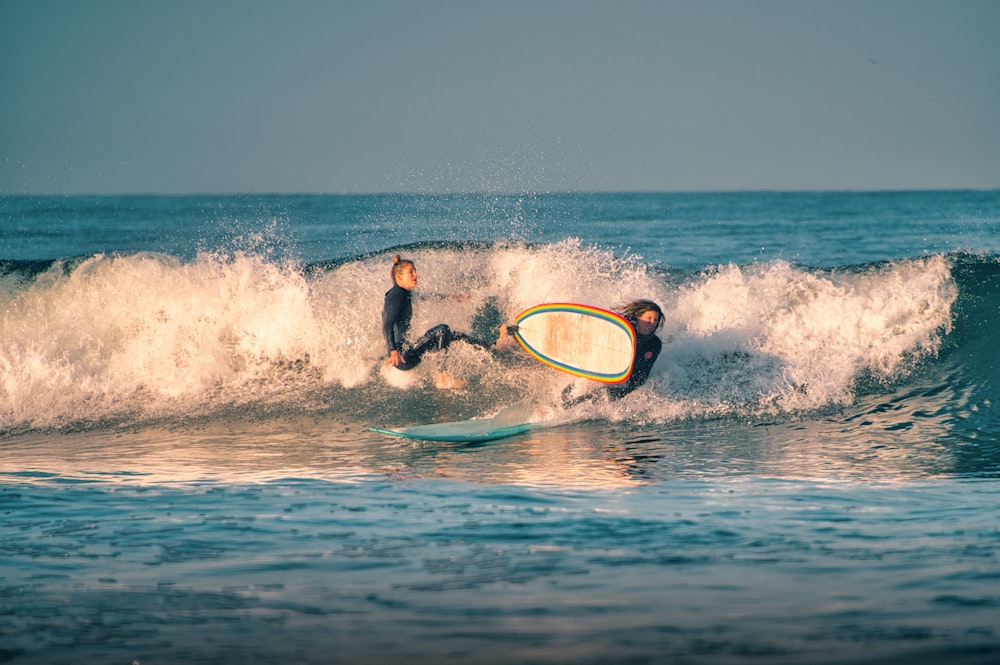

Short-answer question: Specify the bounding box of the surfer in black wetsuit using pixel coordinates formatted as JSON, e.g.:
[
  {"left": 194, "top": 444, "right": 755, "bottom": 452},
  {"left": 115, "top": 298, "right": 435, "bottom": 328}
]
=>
[
  {"left": 382, "top": 255, "right": 491, "bottom": 388},
  {"left": 561, "top": 299, "right": 665, "bottom": 405}
]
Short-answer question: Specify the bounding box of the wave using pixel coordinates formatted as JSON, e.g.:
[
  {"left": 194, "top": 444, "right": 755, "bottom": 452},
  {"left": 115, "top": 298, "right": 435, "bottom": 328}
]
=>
[{"left": 0, "top": 243, "right": 995, "bottom": 437}]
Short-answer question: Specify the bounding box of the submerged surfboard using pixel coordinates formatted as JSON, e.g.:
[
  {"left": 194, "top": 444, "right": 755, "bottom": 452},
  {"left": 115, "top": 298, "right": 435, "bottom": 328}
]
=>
[
  {"left": 369, "top": 398, "right": 541, "bottom": 443},
  {"left": 513, "top": 303, "right": 636, "bottom": 383}
]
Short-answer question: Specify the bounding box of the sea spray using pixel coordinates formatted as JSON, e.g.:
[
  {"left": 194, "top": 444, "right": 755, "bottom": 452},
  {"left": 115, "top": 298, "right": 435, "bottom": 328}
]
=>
[
  {"left": 0, "top": 244, "right": 961, "bottom": 432},
  {"left": 0, "top": 252, "right": 319, "bottom": 428},
  {"left": 659, "top": 255, "right": 957, "bottom": 415}
]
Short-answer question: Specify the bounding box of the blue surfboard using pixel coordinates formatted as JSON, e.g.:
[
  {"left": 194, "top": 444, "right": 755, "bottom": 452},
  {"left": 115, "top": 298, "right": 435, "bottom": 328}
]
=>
[
  {"left": 369, "top": 420, "right": 538, "bottom": 443},
  {"left": 369, "top": 398, "right": 542, "bottom": 443}
]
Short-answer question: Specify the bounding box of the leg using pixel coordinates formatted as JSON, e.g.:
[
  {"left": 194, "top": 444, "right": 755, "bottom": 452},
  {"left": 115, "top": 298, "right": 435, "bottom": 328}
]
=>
[
  {"left": 402, "top": 324, "right": 453, "bottom": 369},
  {"left": 449, "top": 331, "right": 492, "bottom": 351},
  {"left": 561, "top": 384, "right": 601, "bottom": 408}
]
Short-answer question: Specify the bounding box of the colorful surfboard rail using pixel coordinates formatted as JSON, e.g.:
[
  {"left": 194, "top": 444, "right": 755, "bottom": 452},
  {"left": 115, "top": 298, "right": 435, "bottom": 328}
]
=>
[{"left": 512, "top": 302, "right": 636, "bottom": 384}]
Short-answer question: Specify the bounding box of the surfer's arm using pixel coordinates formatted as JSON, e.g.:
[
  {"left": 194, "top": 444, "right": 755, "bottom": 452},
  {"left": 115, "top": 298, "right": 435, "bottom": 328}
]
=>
[{"left": 381, "top": 290, "right": 407, "bottom": 356}]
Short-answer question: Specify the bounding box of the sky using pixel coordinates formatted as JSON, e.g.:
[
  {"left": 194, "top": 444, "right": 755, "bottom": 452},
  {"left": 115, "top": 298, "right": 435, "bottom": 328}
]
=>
[{"left": 1, "top": 0, "right": 998, "bottom": 194}]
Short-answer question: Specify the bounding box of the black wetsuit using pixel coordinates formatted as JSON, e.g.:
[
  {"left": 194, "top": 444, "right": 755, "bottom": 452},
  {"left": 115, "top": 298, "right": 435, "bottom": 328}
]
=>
[
  {"left": 382, "top": 284, "right": 413, "bottom": 359},
  {"left": 608, "top": 333, "right": 662, "bottom": 400},
  {"left": 382, "top": 284, "right": 488, "bottom": 371}
]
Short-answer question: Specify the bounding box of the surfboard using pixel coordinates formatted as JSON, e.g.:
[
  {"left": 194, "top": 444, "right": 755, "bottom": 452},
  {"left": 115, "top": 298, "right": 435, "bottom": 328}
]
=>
[
  {"left": 370, "top": 420, "right": 537, "bottom": 443},
  {"left": 369, "top": 398, "right": 541, "bottom": 443},
  {"left": 512, "top": 303, "right": 636, "bottom": 383}
]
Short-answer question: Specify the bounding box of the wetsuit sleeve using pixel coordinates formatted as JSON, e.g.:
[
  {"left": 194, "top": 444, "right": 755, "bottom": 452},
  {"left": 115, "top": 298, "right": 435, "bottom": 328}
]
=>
[
  {"left": 608, "top": 335, "right": 662, "bottom": 401},
  {"left": 382, "top": 288, "right": 407, "bottom": 354}
]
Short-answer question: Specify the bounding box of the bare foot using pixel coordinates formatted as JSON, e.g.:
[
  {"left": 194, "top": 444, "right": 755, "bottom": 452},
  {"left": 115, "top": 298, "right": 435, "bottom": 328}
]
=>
[
  {"left": 495, "top": 323, "right": 516, "bottom": 351},
  {"left": 434, "top": 371, "right": 467, "bottom": 390}
]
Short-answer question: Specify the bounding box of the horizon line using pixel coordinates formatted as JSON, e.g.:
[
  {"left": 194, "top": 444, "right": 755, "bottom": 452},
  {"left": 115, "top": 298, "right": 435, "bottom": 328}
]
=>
[{"left": 3, "top": 186, "right": 999, "bottom": 198}]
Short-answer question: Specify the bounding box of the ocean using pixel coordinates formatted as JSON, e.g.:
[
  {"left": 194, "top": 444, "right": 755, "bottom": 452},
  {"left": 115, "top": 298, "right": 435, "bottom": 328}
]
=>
[{"left": 1, "top": 191, "right": 998, "bottom": 664}]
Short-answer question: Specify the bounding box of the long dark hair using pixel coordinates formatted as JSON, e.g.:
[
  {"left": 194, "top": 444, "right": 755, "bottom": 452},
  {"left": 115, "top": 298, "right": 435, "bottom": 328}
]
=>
[{"left": 614, "top": 299, "right": 664, "bottom": 333}]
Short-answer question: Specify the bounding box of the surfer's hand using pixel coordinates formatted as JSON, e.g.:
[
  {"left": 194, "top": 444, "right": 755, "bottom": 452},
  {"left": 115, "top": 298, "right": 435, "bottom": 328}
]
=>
[{"left": 387, "top": 350, "right": 405, "bottom": 366}]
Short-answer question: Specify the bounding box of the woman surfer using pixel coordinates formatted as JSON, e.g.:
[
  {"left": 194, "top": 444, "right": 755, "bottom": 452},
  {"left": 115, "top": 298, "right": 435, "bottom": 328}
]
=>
[
  {"left": 497, "top": 298, "right": 665, "bottom": 404},
  {"left": 604, "top": 299, "right": 664, "bottom": 400}
]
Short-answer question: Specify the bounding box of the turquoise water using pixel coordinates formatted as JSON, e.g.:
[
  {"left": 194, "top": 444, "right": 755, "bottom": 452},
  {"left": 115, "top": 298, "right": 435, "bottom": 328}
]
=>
[{"left": 1, "top": 191, "right": 999, "bottom": 663}]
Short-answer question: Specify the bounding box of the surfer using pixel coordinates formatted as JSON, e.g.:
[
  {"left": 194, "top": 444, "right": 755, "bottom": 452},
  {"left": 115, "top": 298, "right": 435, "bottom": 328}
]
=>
[
  {"left": 382, "top": 255, "right": 492, "bottom": 389},
  {"left": 605, "top": 299, "right": 664, "bottom": 400}
]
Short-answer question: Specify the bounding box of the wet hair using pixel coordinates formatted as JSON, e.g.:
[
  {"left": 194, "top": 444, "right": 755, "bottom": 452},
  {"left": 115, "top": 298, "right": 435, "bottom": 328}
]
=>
[
  {"left": 390, "top": 255, "right": 415, "bottom": 285},
  {"left": 614, "top": 299, "right": 664, "bottom": 333}
]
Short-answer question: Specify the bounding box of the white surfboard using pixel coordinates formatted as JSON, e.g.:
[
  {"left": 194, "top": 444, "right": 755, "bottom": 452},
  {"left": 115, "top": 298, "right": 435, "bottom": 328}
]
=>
[{"left": 513, "top": 303, "right": 636, "bottom": 383}]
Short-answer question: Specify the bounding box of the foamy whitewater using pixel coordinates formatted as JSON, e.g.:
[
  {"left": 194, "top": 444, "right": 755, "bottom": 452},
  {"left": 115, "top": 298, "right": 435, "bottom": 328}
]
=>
[
  {"left": 1, "top": 191, "right": 999, "bottom": 664},
  {"left": 0, "top": 243, "right": 960, "bottom": 429}
]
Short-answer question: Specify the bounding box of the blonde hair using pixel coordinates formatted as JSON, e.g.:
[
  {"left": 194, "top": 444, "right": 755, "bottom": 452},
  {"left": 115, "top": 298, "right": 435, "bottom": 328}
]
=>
[{"left": 390, "top": 254, "right": 415, "bottom": 285}]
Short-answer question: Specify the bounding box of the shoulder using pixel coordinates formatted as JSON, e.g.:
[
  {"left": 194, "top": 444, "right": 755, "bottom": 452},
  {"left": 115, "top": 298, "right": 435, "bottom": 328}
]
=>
[
  {"left": 385, "top": 285, "right": 407, "bottom": 300},
  {"left": 383, "top": 286, "right": 409, "bottom": 312},
  {"left": 639, "top": 334, "right": 661, "bottom": 350}
]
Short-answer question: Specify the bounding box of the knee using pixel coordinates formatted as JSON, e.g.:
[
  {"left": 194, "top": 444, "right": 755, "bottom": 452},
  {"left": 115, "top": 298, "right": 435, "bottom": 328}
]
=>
[{"left": 427, "top": 323, "right": 452, "bottom": 349}]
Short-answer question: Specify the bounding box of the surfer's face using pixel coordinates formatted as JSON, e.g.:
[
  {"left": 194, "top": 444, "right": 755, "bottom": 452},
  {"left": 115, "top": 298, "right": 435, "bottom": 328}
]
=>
[
  {"left": 635, "top": 310, "right": 659, "bottom": 336},
  {"left": 396, "top": 264, "right": 418, "bottom": 290}
]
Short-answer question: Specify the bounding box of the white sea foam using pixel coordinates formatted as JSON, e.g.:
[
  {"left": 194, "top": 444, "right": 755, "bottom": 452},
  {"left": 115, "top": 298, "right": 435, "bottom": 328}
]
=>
[
  {"left": 655, "top": 255, "right": 956, "bottom": 418},
  {"left": 0, "top": 245, "right": 957, "bottom": 430}
]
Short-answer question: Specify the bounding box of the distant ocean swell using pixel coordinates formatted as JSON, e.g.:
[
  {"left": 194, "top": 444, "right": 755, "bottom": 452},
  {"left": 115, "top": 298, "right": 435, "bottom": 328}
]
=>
[{"left": 0, "top": 244, "right": 995, "bottom": 435}]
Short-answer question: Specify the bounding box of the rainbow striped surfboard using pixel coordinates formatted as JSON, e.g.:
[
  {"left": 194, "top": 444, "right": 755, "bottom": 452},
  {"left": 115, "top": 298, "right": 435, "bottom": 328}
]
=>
[{"left": 513, "top": 303, "right": 636, "bottom": 383}]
